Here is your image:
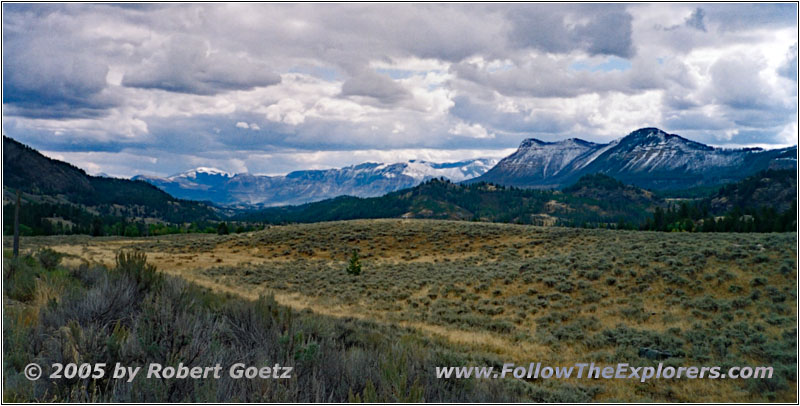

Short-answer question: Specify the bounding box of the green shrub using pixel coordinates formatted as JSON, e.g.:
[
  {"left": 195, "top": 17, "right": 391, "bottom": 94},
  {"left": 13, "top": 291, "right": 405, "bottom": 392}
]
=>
[
  {"left": 35, "top": 248, "right": 62, "bottom": 270},
  {"left": 556, "top": 281, "right": 574, "bottom": 293},
  {"left": 114, "top": 250, "right": 162, "bottom": 292},
  {"left": 5, "top": 257, "right": 38, "bottom": 302}
]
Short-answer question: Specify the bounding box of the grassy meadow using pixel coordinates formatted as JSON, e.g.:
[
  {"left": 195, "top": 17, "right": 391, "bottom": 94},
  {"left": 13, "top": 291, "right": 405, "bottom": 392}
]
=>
[{"left": 4, "top": 219, "right": 797, "bottom": 402}]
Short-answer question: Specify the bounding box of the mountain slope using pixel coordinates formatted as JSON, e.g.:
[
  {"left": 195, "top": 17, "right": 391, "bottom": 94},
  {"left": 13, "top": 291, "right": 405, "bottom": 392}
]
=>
[
  {"left": 135, "top": 158, "right": 497, "bottom": 207},
  {"left": 469, "top": 127, "right": 797, "bottom": 190},
  {"left": 576, "top": 128, "right": 795, "bottom": 189},
  {"left": 2, "top": 135, "right": 218, "bottom": 225},
  {"left": 3, "top": 136, "right": 93, "bottom": 196},
  {"left": 474, "top": 138, "right": 605, "bottom": 187},
  {"left": 708, "top": 169, "right": 797, "bottom": 214},
  {"left": 640, "top": 169, "right": 796, "bottom": 232}
]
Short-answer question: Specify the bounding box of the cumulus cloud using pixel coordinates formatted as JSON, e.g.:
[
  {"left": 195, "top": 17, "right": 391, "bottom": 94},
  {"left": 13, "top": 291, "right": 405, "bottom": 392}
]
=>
[
  {"left": 2, "top": 3, "right": 797, "bottom": 177},
  {"left": 2, "top": 16, "right": 118, "bottom": 118},
  {"left": 341, "top": 70, "right": 411, "bottom": 105},
  {"left": 779, "top": 43, "right": 798, "bottom": 81},
  {"left": 121, "top": 35, "right": 281, "bottom": 95},
  {"left": 264, "top": 99, "right": 307, "bottom": 125},
  {"left": 684, "top": 8, "right": 707, "bottom": 32},
  {"left": 449, "top": 122, "right": 494, "bottom": 139},
  {"left": 708, "top": 54, "right": 771, "bottom": 110},
  {"left": 234, "top": 122, "right": 260, "bottom": 131},
  {"left": 506, "top": 4, "right": 635, "bottom": 58}
]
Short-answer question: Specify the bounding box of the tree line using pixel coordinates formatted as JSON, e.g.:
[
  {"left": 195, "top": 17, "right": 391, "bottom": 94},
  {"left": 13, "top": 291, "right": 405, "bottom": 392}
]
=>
[
  {"left": 2, "top": 200, "right": 264, "bottom": 237},
  {"left": 640, "top": 200, "right": 796, "bottom": 233}
]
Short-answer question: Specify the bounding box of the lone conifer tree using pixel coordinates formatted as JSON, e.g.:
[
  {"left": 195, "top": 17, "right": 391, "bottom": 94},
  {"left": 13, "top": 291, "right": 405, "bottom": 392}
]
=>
[{"left": 346, "top": 249, "right": 361, "bottom": 276}]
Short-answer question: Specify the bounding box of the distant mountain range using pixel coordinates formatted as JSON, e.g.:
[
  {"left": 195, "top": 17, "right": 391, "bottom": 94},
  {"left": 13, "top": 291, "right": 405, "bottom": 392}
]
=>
[
  {"left": 133, "top": 159, "right": 497, "bottom": 207},
  {"left": 236, "top": 167, "right": 796, "bottom": 228},
  {"left": 469, "top": 127, "right": 797, "bottom": 190},
  {"left": 2, "top": 132, "right": 795, "bottom": 235},
  {"left": 136, "top": 127, "right": 796, "bottom": 206}
]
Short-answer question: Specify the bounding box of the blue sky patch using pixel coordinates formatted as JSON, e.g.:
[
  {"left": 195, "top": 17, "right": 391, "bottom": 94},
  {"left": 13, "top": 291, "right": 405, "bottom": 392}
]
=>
[{"left": 569, "top": 56, "right": 632, "bottom": 73}]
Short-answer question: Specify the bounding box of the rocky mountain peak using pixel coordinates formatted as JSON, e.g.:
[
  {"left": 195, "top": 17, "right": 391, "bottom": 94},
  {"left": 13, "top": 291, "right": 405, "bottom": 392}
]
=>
[{"left": 470, "top": 128, "right": 796, "bottom": 190}]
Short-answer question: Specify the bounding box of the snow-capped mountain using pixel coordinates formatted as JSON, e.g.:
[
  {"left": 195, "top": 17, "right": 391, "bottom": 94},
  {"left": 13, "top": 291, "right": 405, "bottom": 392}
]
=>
[
  {"left": 470, "top": 127, "right": 797, "bottom": 190},
  {"left": 133, "top": 158, "right": 497, "bottom": 207},
  {"left": 175, "top": 167, "right": 233, "bottom": 180},
  {"left": 473, "top": 138, "right": 606, "bottom": 188}
]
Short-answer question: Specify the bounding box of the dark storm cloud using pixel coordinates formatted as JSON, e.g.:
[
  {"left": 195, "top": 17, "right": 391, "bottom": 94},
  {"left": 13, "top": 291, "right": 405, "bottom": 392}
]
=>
[
  {"left": 684, "top": 8, "right": 707, "bottom": 32},
  {"left": 507, "top": 4, "right": 635, "bottom": 58},
  {"left": 664, "top": 8, "right": 708, "bottom": 32},
  {"left": 340, "top": 70, "right": 411, "bottom": 105},
  {"left": 779, "top": 44, "right": 798, "bottom": 81},
  {"left": 728, "top": 129, "right": 795, "bottom": 146},
  {"left": 12, "top": 133, "right": 135, "bottom": 154},
  {"left": 664, "top": 110, "right": 730, "bottom": 132},
  {"left": 730, "top": 108, "right": 796, "bottom": 130},
  {"left": 704, "top": 3, "right": 797, "bottom": 32},
  {"left": 2, "top": 9, "right": 118, "bottom": 118},
  {"left": 577, "top": 11, "right": 635, "bottom": 57},
  {"left": 121, "top": 35, "right": 282, "bottom": 95}
]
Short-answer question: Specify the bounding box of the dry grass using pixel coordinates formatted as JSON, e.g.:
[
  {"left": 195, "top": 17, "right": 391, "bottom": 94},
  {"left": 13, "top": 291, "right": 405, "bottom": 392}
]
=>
[{"left": 8, "top": 219, "right": 797, "bottom": 402}]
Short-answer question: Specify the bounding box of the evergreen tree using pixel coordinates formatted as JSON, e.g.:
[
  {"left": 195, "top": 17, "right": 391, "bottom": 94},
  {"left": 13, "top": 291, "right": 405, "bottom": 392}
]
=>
[
  {"left": 346, "top": 249, "right": 362, "bottom": 276},
  {"left": 217, "top": 222, "right": 229, "bottom": 235}
]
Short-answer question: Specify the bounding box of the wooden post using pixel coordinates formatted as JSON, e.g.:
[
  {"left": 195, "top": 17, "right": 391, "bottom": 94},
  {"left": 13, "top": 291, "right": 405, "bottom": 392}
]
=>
[{"left": 13, "top": 189, "right": 20, "bottom": 258}]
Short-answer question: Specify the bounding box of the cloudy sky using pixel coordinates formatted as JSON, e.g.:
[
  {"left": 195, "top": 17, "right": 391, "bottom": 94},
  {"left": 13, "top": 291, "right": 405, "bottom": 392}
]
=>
[{"left": 2, "top": 3, "right": 797, "bottom": 178}]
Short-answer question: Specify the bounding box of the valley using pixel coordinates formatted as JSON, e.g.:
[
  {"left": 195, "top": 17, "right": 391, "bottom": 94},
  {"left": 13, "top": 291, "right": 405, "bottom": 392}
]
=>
[
  {"left": 4, "top": 129, "right": 796, "bottom": 237},
  {"left": 10, "top": 219, "right": 797, "bottom": 402},
  {"left": 3, "top": 128, "right": 797, "bottom": 402}
]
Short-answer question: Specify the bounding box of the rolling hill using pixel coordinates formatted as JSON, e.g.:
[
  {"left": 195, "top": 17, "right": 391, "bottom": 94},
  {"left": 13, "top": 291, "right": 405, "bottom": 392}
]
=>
[
  {"left": 3, "top": 136, "right": 219, "bottom": 234},
  {"left": 235, "top": 174, "right": 659, "bottom": 227},
  {"left": 709, "top": 169, "right": 797, "bottom": 214}
]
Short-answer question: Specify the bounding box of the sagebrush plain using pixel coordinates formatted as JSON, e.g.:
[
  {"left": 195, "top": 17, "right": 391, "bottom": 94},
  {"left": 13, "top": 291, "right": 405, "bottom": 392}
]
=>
[{"left": 4, "top": 219, "right": 797, "bottom": 402}]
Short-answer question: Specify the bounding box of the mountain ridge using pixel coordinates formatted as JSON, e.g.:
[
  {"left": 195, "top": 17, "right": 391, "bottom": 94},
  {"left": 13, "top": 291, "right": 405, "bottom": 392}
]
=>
[
  {"left": 235, "top": 174, "right": 660, "bottom": 226},
  {"left": 469, "top": 127, "right": 797, "bottom": 190},
  {"left": 3, "top": 134, "right": 794, "bottom": 235},
  {"left": 134, "top": 158, "right": 498, "bottom": 207},
  {"left": 2, "top": 135, "right": 219, "bottom": 225}
]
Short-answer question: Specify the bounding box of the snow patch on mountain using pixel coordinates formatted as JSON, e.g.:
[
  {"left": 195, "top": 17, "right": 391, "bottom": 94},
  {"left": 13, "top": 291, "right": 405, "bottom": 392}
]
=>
[
  {"left": 135, "top": 158, "right": 497, "bottom": 207},
  {"left": 171, "top": 167, "right": 232, "bottom": 180},
  {"left": 400, "top": 159, "right": 496, "bottom": 182},
  {"left": 470, "top": 127, "right": 797, "bottom": 190}
]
